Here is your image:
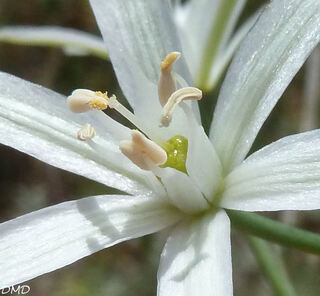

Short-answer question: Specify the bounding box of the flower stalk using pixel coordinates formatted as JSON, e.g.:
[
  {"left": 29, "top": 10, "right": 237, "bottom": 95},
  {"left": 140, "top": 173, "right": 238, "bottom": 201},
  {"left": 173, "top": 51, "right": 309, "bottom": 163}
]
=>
[
  {"left": 228, "top": 210, "right": 320, "bottom": 254},
  {"left": 247, "top": 236, "right": 297, "bottom": 296}
]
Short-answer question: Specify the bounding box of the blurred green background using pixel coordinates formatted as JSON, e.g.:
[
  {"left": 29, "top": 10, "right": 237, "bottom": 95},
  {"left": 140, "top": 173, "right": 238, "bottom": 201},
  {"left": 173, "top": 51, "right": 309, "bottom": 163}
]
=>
[{"left": 0, "top": 0, "right": 319, "bottom": 295}]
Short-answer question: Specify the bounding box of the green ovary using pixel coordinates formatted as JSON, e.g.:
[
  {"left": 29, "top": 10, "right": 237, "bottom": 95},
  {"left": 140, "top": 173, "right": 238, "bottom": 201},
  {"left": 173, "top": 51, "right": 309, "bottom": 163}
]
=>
[{"left": 161, "top": 135, "right": 188, "bottom": 173}]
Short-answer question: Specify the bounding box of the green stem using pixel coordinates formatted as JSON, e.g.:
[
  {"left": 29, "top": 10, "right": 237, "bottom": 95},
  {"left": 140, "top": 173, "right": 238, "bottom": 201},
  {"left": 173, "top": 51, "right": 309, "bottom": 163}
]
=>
[
  {"left": 248, "top": 236, "right": 297, "bottom": 296},
  {"left": 227, "top": 210, "right": 320, "bottom": 254},
  {"left": 197, "top": 0, "right": 239, "bottom": 89}
]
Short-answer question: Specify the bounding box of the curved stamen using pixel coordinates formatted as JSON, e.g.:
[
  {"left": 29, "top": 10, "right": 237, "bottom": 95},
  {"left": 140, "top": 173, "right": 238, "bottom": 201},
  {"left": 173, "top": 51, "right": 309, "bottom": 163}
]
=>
[{"left": 160, "top": 87, "right": 202, "bottom": 127}]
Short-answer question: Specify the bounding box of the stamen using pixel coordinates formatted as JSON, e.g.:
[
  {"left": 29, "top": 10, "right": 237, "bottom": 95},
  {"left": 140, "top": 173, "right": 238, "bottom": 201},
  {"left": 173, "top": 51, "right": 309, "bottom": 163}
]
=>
[
  {"left": 158, "top": 52, "right": 181, "bottom": 106},
  {"left": 108, "top": 95, "right": 166, "bottom": 146},
  {"left": 107, "top": 95, "right": 142, "bottom": 128},
  {"left": 160, "top": 87, "right": 202, "bottom": 127},
  {"left": 68, "top": 89, "right": 166, "bottom": 146},
  {"left": 68, "top": 89, "right": 108, "bottom": 113},
  {"left": 120, "top": 130, "right": 167, "bottom": 171},
  {"left": 77, "top": 124, "right": 96, "bottom": 141}
]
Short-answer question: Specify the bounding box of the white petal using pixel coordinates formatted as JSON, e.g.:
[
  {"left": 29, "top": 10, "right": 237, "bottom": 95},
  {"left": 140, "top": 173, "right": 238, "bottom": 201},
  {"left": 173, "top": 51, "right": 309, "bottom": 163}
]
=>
[
  {"left": 222, "top": 130, "right": 320, "bottom": 211},
  {"left": 157, "top": 210, "right": 232, "bottom": 296},
  {"left": 0, "top": 26, "right": 108, "bottom": 59},
  {"left": 0, "top": 194, "right": 181, "bottom": 288},
  {"left": 159, "top": 167, "right": 209, "bottom": 214},
  {"left": 208, "top": 11, "right": 260, "bottom": 89},
  {"left": 0, "top": 72, "right": 163, "bottom": 196},
  {"left": 184, "top": 105, "right": 222, "bottom": 202},
  {"left": 210, "top": 0, "right": 320, "bottom": 172}
]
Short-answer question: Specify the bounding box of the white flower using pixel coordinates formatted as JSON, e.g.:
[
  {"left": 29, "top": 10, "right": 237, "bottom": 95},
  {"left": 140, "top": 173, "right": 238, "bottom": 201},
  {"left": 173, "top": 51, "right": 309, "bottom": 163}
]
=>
[{"left": 0, "top": 0, "right": 319, "bottom": 295}]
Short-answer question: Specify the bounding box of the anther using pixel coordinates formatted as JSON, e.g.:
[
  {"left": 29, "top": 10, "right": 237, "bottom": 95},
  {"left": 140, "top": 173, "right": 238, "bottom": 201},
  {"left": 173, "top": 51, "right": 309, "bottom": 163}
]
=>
[
  {"left": 160, "top": 87, "right": 202, "bottom": 127},
  {"left": 68, "top": 89, "right": 108, "bottom": 113},
  {"left": 77, "top": 124, "right": 96, "bottom": 141},
  {"left": 120, "top": 130, "right": 167, "bottom": 171},
  {"left": 158, "top": 52, "right": 181, "bottom": 106}
]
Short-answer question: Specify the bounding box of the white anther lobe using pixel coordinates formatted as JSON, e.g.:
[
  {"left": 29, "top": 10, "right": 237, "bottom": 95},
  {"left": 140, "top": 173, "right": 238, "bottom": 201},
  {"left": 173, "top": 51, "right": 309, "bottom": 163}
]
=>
[
  {"left": 158, "top": 52, "right": 181, "bottom": 106},
  {"left": 77, "top": 124, "right": 96, "bottom": 141},
  {"left": 67, "top": 89, "right": 108, "bottom": 113},
  {"left": 120, "top": 130, "right": 167, "bottom": 171},
  {"left": 160, "top": 87, "right": 202, "bottom": 127}
]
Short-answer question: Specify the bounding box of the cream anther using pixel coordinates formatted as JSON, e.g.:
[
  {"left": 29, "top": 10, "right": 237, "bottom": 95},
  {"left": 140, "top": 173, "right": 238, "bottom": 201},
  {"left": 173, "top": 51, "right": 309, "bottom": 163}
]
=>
[
  {"left": 68, "top": 89, "right": 108, "bottom": 113},
  {"left": 77, "top": 124, "right": 96, "bottom": 141},
  {"left": 120, "top": 130, "right": 167, "bottom": 171},
  {"left": 160, "top": 87, "right": 202, "bottom": 127},
  {"left": 158, "top": 51, "right": 181, "bottom": 106}
]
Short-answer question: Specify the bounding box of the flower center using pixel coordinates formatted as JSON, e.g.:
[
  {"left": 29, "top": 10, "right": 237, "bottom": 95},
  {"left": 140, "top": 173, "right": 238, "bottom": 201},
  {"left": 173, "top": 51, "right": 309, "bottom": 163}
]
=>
[{"left": 67, "top": 51, "right": 201, "bottom": 173}]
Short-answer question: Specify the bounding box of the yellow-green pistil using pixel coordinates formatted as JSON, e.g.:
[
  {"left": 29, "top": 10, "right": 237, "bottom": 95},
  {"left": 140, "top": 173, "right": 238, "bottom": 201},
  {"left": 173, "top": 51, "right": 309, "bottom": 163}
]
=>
[{"left": 161, "top": 135, "right": 188, "bottom": 173}]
